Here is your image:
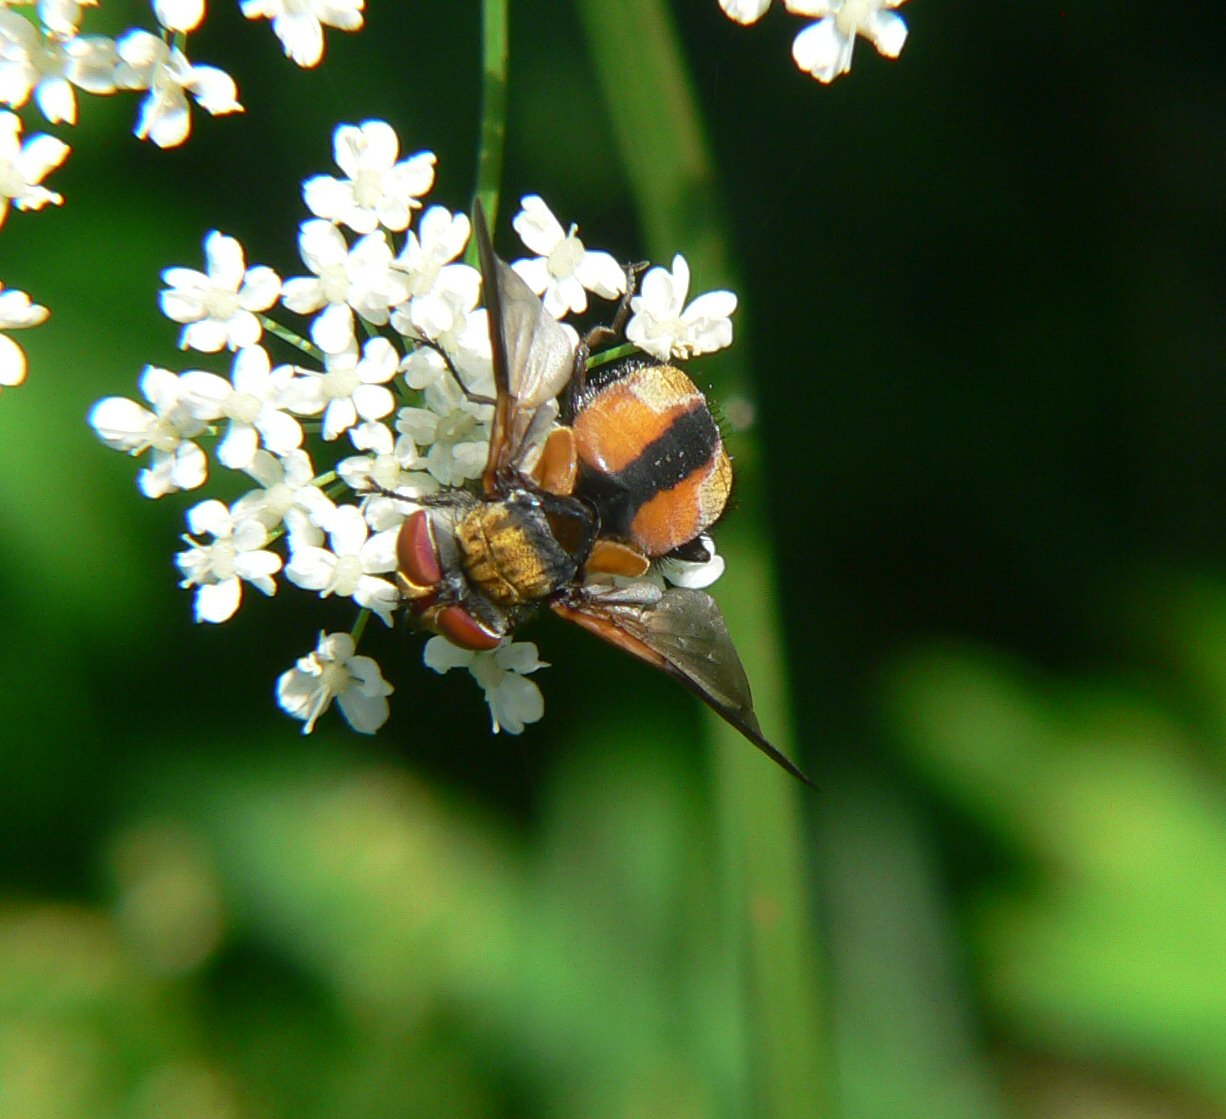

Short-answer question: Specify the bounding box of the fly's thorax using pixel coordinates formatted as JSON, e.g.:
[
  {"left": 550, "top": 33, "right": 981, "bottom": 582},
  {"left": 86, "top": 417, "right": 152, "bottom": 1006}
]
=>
[{"left": 455, "top": 489, "right": 595, "bottom": 607}]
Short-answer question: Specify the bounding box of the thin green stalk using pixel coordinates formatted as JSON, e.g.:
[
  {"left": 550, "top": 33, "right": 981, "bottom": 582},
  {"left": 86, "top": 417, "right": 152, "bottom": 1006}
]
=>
[
  {"left": 258, "top": 314, "right": 323, "bottom": 362},
  {"left": 585, "top": 341, "right": 637, "bottom": 370},
  {"left": 470, "top": 0, "right": 508, "bottom": 256},
  {"left": 575, "top": 4, "right": 830, "bottom": 1118}
]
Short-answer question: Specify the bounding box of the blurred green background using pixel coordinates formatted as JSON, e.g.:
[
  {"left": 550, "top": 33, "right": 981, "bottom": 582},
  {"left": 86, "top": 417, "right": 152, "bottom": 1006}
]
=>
[{"left": 2, "top": 1, "right": 1225, "bottom": 1116}]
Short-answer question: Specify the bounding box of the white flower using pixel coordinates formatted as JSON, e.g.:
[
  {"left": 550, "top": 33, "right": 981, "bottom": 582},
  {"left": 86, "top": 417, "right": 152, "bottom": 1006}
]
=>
[
  {"left": 510, "top": 195, "right": 625, "bottom": 320},
  {"left": 423, "top": 637, "right": 547, "bottom": 735},
  {"left": 303, "top": 120, "right": 435, "bottom": 235},
  {"left": 336, "top": 421, "right": 435, "bottom": 530},
  {"left": 0, "top": 109, "right": 68, "bottom": 226},
  {"left": 661, "top": 536, "right": 726, "bottom": 589},
  {"left": 178, "top": 345, "right": 303, "bottom": 469},
  {"left": 175, "top": 499, "right": 282, "bottom": 623},
  {"left": 625, "top": 255, "right": 737, "bottom": 361},
  {"left": 391, "top": 276, "right": 491, "bottom": 396},
  {"left": 718, "top": 0, "right": 771, "bottom": 22},
  {"left": 276, "top": 631, "right": 392, "bottom": 735},
  {"left": 231, "top": 448, "right": 335, "bottom": 530},
  {"left": 0, "top": 282, "right": 48, "bottom": 389},
  {"left": 395, "top": 377, "right": 492, "bottom": 487},
  {"left": 161, "top": 230, "right": 281, "bottom": 353},
  {"left": 284, "top": 335, "right": 399, "bottom": 442},
  {"left": 37, "top": 0, "right": 96, "bottom": 37},
  {"left": 154, "top": 0, "right": 206, "bottom": 33},
  {"left": 786, "top": 0, "right": 908, "bottom": 82},
  {"left": 0, "top": 15, "right": 118, "bottom": 124},
  {"left": 241, "top": 0, "right": 364, "bottom": 69},
  {"left": 281, "top": 220, "right": 409, "bottom": 351},
  {"left": 283, "top": 502, "right": 328, "bottom": 555},
  {"left": 114, "top": 30, "right": 242, "bottom": 149},
  {"left": 393, "top": 205, "right": 474, "bottom": 295},
  {"left": 284, "top": 503, "right": 399, "bottom": 625},
  {"left": 88, "top": 365, "right": 213, "bottom": 498}
]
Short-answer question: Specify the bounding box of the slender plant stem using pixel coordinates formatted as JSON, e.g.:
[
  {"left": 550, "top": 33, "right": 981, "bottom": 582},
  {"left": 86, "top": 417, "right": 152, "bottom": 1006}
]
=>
[
  {"left": 574, "top": 3, "right": 830, "bottom": 1117},
  {"left": 470, "top": 0, "right": 508, "bottom": 255},
  {"left": 350, "top": 607, "right": 371, "bottom": 647},
  {"left": 585, "top": 341, "right": 637, "bottom": 370},
  {"left": 259, "top": 314, "right": 323, "bottom": 362}
]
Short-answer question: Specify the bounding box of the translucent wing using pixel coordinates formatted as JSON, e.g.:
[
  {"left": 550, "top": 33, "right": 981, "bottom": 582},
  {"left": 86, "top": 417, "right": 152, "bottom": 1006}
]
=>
[
  {"left": 552, "top": 583, "right": 814, "bottom": 786},
  {"left": 473, "top": 202, "right": 578, "bottom": 493}
]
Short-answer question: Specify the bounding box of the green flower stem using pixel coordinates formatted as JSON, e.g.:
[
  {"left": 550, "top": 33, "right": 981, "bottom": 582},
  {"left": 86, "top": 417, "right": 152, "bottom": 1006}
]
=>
[
  {"left": 350, "top": 608, "right": 371, "bottom": 647},
  {"left": 575, "top": 3, "right": 830, "bottom": 1116},
  {"left": 585, "top": 341, "right": 637, "bottom": 370},
  {"left": 258, "top": 314, "right": 323, "bottom": 362},
  {"left": 469, "top": 0, "right": 508, "bottom": 258}
]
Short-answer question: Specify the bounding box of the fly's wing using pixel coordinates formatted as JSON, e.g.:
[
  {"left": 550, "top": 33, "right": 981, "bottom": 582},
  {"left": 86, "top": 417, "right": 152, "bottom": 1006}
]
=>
[
  {"left": 552, "top": 584, "right": 814, "bottom": 786},
  {"left": 473, "top": 201, "right": 577, "bottom": 494}
]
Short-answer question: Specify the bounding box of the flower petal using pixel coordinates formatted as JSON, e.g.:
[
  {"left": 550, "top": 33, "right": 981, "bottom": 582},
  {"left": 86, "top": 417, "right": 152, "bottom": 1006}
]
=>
[
  {"left": 195, "top": 577, "right": 242, "bottom": 623},
  {"left": 423, "top": 635, "right": 474, "bottom": 673}
]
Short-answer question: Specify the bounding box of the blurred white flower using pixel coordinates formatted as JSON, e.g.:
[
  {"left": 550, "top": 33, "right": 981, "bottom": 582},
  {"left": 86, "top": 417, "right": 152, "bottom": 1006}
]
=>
[
  {"left": 284, "top": 503, "right": 399, "bottom": 625},
  {"left": 176, "top": 499, "right": 281, "bottom": 623},
  {"left": 0, "top": 14, "right": 118, "bottom": 124},
  {"left": 241, "top": 0, "right": 364, "bottom": 69},
  {"left": 789, "top": 0, "right": 908, "bottom": 82},
  {"left": 0, "top": 282, "right": 48, "bottom": 390},
  {"left": 89, "top": 366, "right": 213, "bottom": 498},
  {"left": 510, "top": 195, "right": 625, "bottom": 319},
  {"left": 114, "top": 31, "right": 242, "bottom": 148},
  {"left": 154, "top": 0, "right": 205, "bottom": 33},
  {"left": 277, "top": 630, "right": 392, "bottom": 735},
  {"left": 37, "top": 0, "right": 96, "bottom": 37},
  {"left": 0, "top": 109, "right": 68, "bottom": 225},
  {"left": 718, "top": 0, "right": 771, "bottom": 22},
  {"left": 718, "top": 0, "right": 908, "bottom": 82},
  {"left": 303, "top": 120, "right": 435, "bottom": 234},
  {"left": 161, "top": 230, "right": 281, "bottom": 353},
  {"left": 179, "top": 345, "right": 303, "bottom": 469},
  {"left": 625, "top": 255, "right": 736, "bottom": 361},
  {"left": 423, "top": 637, "right": 547, "bottom": 735}
]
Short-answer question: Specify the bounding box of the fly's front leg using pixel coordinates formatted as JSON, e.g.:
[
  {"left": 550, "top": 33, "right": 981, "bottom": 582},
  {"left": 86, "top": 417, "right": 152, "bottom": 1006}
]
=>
[
  {"left": 582, "top": 260, "right": 647, "bottom": 352},
  {"left": 567, "top": 260, "right": 647, "bottom": 417}
]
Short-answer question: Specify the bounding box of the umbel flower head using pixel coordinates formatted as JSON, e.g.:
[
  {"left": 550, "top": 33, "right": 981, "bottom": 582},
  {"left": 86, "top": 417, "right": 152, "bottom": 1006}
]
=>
[{"left": 89, "top": 121, "right": 739, "bottom": 740}]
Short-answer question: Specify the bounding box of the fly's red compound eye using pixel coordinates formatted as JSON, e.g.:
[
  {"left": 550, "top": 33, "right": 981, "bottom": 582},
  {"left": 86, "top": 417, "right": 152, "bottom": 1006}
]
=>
[
  {"left": 397, "top": 510, "right": 443, "bottom": 590},
  {"left": 435, "top": 604, "right": 503, "bottom": 651}
]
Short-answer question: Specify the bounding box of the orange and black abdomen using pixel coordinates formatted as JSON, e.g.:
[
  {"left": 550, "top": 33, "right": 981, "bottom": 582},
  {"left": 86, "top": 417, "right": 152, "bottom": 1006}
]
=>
[{"left": 572, "top": 362, "right": 732, "bottom": 557}]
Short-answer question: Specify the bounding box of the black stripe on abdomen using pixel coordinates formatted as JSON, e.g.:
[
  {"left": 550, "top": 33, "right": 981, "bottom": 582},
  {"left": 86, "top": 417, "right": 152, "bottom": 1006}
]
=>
[{"left": 576, "top": 403, "right": 719, "bottom": 539}]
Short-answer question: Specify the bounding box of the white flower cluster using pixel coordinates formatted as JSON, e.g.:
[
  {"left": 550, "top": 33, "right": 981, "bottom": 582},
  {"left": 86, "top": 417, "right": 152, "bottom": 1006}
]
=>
[
  {"left": 719, "top": 0, "right": 909, "bottom": 83},
  {"left": 0, "top": 0, "right": 364, "bottom": 395},
  {"left": 0, "top": 0, "right": 363, "bottom": 149},
  {"left": 88, "top": 120, "right": 738, "bottom": 740}
]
